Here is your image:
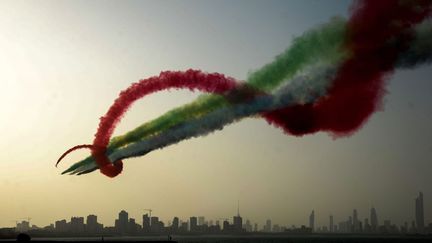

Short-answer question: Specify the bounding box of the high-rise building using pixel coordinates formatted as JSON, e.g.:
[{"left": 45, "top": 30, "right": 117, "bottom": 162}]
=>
[
  {"left": 86, "top": 215, "right": 102, "bottom": 234},
  {"left": 364, "top": 218, "right": 371, "bottom": 233},
  {"left": 309, "top": 210, "right": 315, "bottom": 232},
  {"left": 172, "top": 217, "right": 179, "bottom": 231},
  {"left": 347, "top": 216, "right": 353, "bottom": 233},
  {"left": 265, "top": 219, "right": 272, "bottom": 232},
  {"left": 142, "top": 214, "right": 150, "bottom": 232},
  {"left": 55, "top": 219, "right": 69, "bottom": 233},
  {"left": 353, "top": 209, "right": 359, "bottom": 232},
  {"left": 16, "top": 221, "right": 30, "bottom": 232},
  {"left": 233, "top": 215, "right": 243, "bottom": 232},
  {"left": 150, "top": 217, "right": 161, "bottom": 232},
  {"left": 179, "top": 222, "right": 188, "bottom": 233},
  {"left": 70, "top": 217, "right": 85, "bottom": 233},
  {"left": 384, "top": 219, "right": 391, "bottom": 230},
  {"left": 272, "top": 224, "right": 281, "bottom": 232},
  {"left": 116, "top": 210, "right": 128, "bottom": 234},
  {"left": 244, "top": 219, "right": 252, "bottom": 232},
  {"left": 415, "top": 192, "right": 425, "bottom": 233},
  {"left": 223, "top": 220, "right": 230, "bottom": 231},
  {"left": 329, "top": 215, "right": 334, "bottom": 232},
  {"left": 190, "top": 217, "right": 198, "bottom": 232},
  {"left": 198, "top": 216, "right": 205, "bottom": 226},
  {"left": 128, "top": 218, "right": 139, "bottom": 234},
  {"left": 370, "top": 207, "right": 378, "bottom": 232},
  {"left": 233, "top": 200, "right": 243, "bottom": 232},
  {"left": 233, "top": 209, "right": 243, "bottom": 232}
]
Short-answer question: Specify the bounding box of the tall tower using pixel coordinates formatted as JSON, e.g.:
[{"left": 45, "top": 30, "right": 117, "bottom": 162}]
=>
[
  {"left": 329, "top": 215, "right": 334, "bottom": 233},
  {"left": 265, "top": 219, "right": 272, "bottom": 232},
  {"left": 309, "top": 210, "right": 315, "bottom": 232},
  {"left": 415, "top": 192, "right": 425, "bottom": 233},
  {"left": 172, "top": 217, "right": 179, "bottom": 231},
  {"left": 117, "top": 210, "right": 128, "bottom": 234},
  {"left": 370, "top": 207, "right": 378, "bottom": 232},
  {"left": 353, "top": 209, "right": 359, "bottom": 232},
  {"left": 190, "top": 217, "right": 197, "bottom": 232},
  {"left": 142, "top": 214, "right": 150, "bottom": 232},
  {"left": 233, "top": 200, "right": 243, "bottom": 232}
]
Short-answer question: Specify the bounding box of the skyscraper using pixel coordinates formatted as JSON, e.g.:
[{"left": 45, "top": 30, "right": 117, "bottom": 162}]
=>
[
  {"left": 233, "top": 215, "right": 242, "bottom": 232},
  {"left": 172, "top": 217, "right": 179, "bottom": 232},
  {"left": 142, "top": 214, "right": 150, "bottom": 232},
  {"left": 415, "top": 192, "right": 425, "bottom": 233},
  {"left": 233, "top": 200, "right": 243, "bottom": 232},
  {"left": 198, "top": 216, "right": 205, "bottom": 226},
  {"left": 86, "top": 215, "right": 102, "bottom": 234},
  {"left": 190, "top": 217, "right": 198, "bottom": 232},
  {"left": 244, "top": 219, "right": 252, "bottom": 232},
  {"left": 347, "top": 216, "right": 352, "bottom": 233},
  {"left": 370, "top": 207, "right": 378, "bottom": 232},
  {"left": 265, "top": 219, "right": 272, "bottom": 232},
  {"left": 55, "top": 219, "right": 68, "bottom": 233},
  {"left": 150, "top": 217, "right": 161, "bottom": 232},
  {"left": 70, "top": 217, "right": 85, "bottom": 233},
  {"left": 116, "top": 210, "right": 128, "bottom": 234},
  {"left": 329, "top": 215, "right": 334, "bottom": 232},
  {"left": 353, "top": 209, "right": 359, "bottom": 232},
  {"left": 309, "top": 210, "right": 315, "bottom": 232},
  {"left": 364, "top": 218, "right": 371, "bottom": 233},
  {"left": 128, "top": 218, "right": 139, "bottom": 234}
]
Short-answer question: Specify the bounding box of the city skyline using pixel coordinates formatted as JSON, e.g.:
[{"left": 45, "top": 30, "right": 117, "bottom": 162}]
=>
[
  {"left": 7, "top": 191, "right": 431, "bottom": 235},
  {"left": 1, "top": 0, "right": 432, "bottom": 230}
]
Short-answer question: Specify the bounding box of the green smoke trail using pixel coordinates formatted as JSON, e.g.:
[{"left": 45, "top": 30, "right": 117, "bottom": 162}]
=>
[
  {"left": 61, "top": 17, "right": 348, "bottom": 174},
  {"left": 109, "top": 17, "right": 347, "bottom": 149},
  {"left": 62, "top": 18, "right": 432, "bottom": 175}
]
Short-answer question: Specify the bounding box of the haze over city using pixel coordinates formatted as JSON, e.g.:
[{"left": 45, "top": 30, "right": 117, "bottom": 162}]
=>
[
  {"left": 8, "top": 191, "right": 432, "bottom": 237},
  {"left": 1, "top": 0, "right": 432, "bottom": 232}
]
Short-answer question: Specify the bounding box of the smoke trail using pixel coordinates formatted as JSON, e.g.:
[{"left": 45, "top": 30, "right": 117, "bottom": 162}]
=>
[
  {"left": 58, "top": 70, "right": 240, "bottom": 177},
  {"left": 72, "top": 64, "right": 338, "bottom": 175},
  {"left": 397, "top": 20, "right": 432, "bottom": 68},
  {"left": 69, "top": 26, "right": 432, "bottom": 176},
  {"left": 264, "top": 0, "right": 432, "bottom": 137},
  {"left": 60, "top": 18, "right": 348, "bottom": 175},
  {"left": 63, "top": 17, "right": 432, "bottom": 176},
  {"left": 58, "top": 1, "right": 432, "bottom": 177},
  {"left": 106, "top": 17, "right": 348, "bottom": 151}
]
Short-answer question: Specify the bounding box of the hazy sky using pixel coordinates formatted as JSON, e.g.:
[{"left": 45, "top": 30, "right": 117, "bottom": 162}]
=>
[{"left": 1, "top": 0, "right": 432, "bottom": 229}]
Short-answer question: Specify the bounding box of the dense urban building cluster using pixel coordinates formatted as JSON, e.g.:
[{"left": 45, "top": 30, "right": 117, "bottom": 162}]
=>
[
  {"left": 3, "top": 192, "right": 431, "bottom": 237},
  {"left": 308, "top": 192, "right": 430, "bottom": 234}
]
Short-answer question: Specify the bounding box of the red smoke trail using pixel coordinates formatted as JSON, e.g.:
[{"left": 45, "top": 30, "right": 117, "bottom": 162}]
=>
[
  {"left": 56, "top": 144, "right": 95, "bottom": 167},
  {"left": 264, "top": 0, "right": 432, "bottom": 137},
  {"left": 58, "top": 1, "right": 432, "bottom": 177},
  {"left": 91, "top": 70, "right": 239, "bottom": 177}
]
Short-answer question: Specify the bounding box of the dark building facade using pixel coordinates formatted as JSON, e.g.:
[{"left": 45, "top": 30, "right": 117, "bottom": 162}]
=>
[{"left": 415, "top": 192, "right": 425, "bottom": 233}]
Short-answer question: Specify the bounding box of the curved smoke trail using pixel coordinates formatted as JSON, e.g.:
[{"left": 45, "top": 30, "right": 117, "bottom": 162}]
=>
[
  {"left": 58, "top": 0, "right": 432, "bottom": 177},
  {"left": 58, "top": 70, "right": 240, "bottom": 177}
]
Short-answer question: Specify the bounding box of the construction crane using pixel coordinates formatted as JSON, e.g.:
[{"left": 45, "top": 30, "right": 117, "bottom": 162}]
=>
[{"left": 143, "top": 209, "right": 153, "bottom": 219}]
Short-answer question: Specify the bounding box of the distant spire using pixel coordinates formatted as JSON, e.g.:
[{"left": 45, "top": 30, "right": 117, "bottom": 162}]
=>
[{"left": 237, "top": 200, "right": 240, "bottom": 216}]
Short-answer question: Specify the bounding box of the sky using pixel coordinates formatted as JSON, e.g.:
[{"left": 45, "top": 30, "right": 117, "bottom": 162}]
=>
[{"left": 0, "top": 0, "right": 432, "bottom": 229}]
